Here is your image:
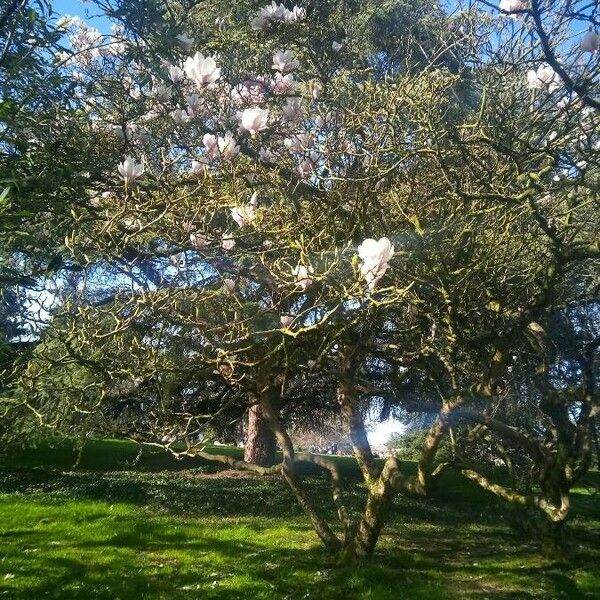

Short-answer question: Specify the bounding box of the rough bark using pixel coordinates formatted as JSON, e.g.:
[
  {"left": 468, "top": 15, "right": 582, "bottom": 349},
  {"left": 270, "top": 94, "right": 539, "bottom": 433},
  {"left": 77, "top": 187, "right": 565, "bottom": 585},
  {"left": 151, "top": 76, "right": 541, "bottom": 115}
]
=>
[{"left": 244, "top": 402, "right": 277, "bottom": 466}]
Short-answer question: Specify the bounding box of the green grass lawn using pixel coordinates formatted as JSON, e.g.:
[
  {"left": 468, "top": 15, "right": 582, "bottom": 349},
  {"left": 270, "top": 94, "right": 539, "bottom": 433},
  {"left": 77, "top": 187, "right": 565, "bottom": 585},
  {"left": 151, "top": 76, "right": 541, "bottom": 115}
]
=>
[{"left": 0, "top": 439, "right": 599, "bottom": 599}]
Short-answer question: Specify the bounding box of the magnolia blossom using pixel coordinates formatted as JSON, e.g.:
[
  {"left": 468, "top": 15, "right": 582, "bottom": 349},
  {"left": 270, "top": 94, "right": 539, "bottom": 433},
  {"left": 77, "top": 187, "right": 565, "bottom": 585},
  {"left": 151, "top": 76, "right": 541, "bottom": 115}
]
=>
[
  {"left": 231, "top": 79, "right": 268, "bottom": 105},
  {"left": 167, "top": 63, "right": 185, "bottom": 83},
  {"left": 292, "top": 265, "right": 313, "bottom": 290},
  {"left": 315, "top": 112, "right": 334, "bottom": 128},
  {"left": 190, "top": 159, "right": 208, "bottom": 176},
  {"left": 284, "top": 132, "right": 313, "bottom": 153},
  {"left": 218, "top": 131, "right": 240, "bottom": 160},
  {"left": 127, "top": 124, "right": 150, "bottom": 145},
  {"left": 259, "top": 147, "right": 277, "bottom": 162},
  {"left": 240, "top": 107, "right": 269, "bottom": 135},
  {"left": 185, "top": 92, "right": 202, "bottom": 115},
  {"left": 222, "top": 234, "right": 236, "bottom": 251},
  {"left": 184, "top": 52, "right": 221, "bottom": 86},
  {"left": 203, "top": 131, "right": 239, "bottom": 160},
  {"left": 499, "top": 0, "right": 526, "bottom": 15},
  {"left": 286, "top": 5, "right": 306, "bottom": 23},
  {"left": 271, "top": 73, "right": 296, "bottom": 95},
  {"left": 280, "top": 314, "right": 294, "bottom": 328},
  {"left": 298, "top": 152, "right": 320, "bottom": 178},
  {"left": 231, "top": 203, "right": 256, "bottom": 227},
  {"left": 117, "top": 156, "right": 144, "bottom": 184},
  {"left": 307, "top": 359, "right": 316, "bottom": 369},
  {"left": 223, "top": 278, "right": 236, "bottom": 293},
  {"left": 68, "top": 18, "right": 103, "bottom": 65},
  {"left": 526, "top": 63, "right": 560, "bottom": 92},
  {"left": 171, "top": 109, "right": 190, "bottom": 126},
  {"left": 150, "top": 80, "right": 171, "bottom": 102},
  {"left": 272, "top": 49, "right": 299, "bottom": 74},
  {"left": 250, "top": 2, "right": 306, "bottom": 30},
  {"left": 357, "top": 237, "right": 395, "bottom": 291},
  {"left": 203, "top": 133, "right": 219, "bottom": 158},
  {"left": 282, "top": 97, "right": 303, "bottom": 122},
  {"left": 176, "top": 33, "right": 194, "bottom": 51},
  {"left": 190, "top": 232, "right": 209, "bottom": 249},
  {"left": 332, "top": 41, "right": 344, "bottom": 52},
  {"left": 580, "top": 30, "right": 599, "bottom": 53}
]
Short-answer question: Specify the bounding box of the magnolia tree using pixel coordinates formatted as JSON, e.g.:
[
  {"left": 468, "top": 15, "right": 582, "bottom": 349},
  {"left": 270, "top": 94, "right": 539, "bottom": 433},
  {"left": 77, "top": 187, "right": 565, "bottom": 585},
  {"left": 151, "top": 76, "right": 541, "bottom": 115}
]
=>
[{"left": 11, "top": 0, "right": 600, "bottom": 561}]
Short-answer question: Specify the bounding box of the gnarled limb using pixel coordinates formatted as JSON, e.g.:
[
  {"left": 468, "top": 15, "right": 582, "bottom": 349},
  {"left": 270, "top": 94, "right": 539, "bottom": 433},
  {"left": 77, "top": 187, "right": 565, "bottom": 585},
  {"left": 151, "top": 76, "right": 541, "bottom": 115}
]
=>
[
  {"left": 297, "top": 453, "right": 354, "bottom": 543},
  {"left": 260, "top": 390, "right": 342, "bottom": 553}
]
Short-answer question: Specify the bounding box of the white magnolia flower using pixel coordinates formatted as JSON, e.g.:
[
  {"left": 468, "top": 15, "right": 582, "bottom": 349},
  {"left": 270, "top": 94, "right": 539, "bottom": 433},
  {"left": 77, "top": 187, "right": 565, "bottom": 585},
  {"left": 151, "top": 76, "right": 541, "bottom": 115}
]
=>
[
  {"left": 240, "top": 107, "right": 269, "bottom": 135},
  {"left": 292, "top": 265, "right": 314, "bottom": 290},
  {"left": 284, "top": 132, "right": 313, "bottom": 153},
  {"left": 499, "top": 0, "right": 526, "bottom": 15},
  {"left": 203, "top": 131, "right": 239, "bottom": 160},
  {"left": 185, "top": 92, "right": 202, "bottom": 115},
  {"left": 129, "top": 85, "right": 142, "bottom": 100},
  {"left": 259, "top": 147, "right": 277, "bottom": 162},
  {"left": 231, "top": 202, "right": 256, "bottom": 227},
  {"left": 203, "top": 133, "right": 219, "bottom": 159},
  {"left": 223, "top": 278, "right": 236, "bottom": 293},
  {"left": 190, "top": 232, "right": 209, "bottom": 249},
  {"left": 357, "top": 237, "right": 395, "bottom": 291},
  {"left": 527, "top": 63, "right": 560, "bottom": 92},
  {"left": 231, "top": 79, "right": 269, "bottom": 105},
  {"left": 218, "top": 131, "right": 240, "bottom": 160},
  {"left": 171, "top": 109, "right": 190, "bottom": 125},
  {"left": 167, "top": 63, "right": 185, "bottom": 83},
  {"left": 176, "top": 33, "right": 194, "bottom": 51},
  {"left": 332, "top": 41, "right": 343, "bottom": 52},
  {"left": 298, "top": 154, "right": 318, "bottom": 178},
  {"left": 280, "top": 314, "right": 294, "bottom": 328},
  {"left": 272, "top": 49, "right": 299, "bottom": 74},
  {"left": 307, "top": 359, "right": 316, "bottom": 369},
  {"left": 190, "top": 159, "right": 208, "bottom": 176},
  {"left": 250, "top": 14, "right": 271, "bottom": 31},
  {"left": 282, "top": 97, "right": 303, "bottom": 122},
  {"left": 250, "top": 2, "right": 304, "bottom": 30},
  {"left": 271, "top": 73, "right": 296, "bottom": 95},
  {"left": 285, "top": 5, "right": 306, "bottom": 23},
  {"left": 580, "top": 30, "right": 599, "bottom": 54},
  {"left": 150, "top": 80, "right": 172, "bottom": 102},
  {"left": 127, "top": 124, "right": 151, "bottom": 145},
  {"left": 117, "top": 156, "right": 144, "bottom": 184},
  {"left": 184, "top": 52, "right": 221, "bottom": 86},
  {"left": 222, "top": 234, "right": 236, "bottom": 251},
  {"left": 315, "top": 112, "right": 334, "bottom": 128}
]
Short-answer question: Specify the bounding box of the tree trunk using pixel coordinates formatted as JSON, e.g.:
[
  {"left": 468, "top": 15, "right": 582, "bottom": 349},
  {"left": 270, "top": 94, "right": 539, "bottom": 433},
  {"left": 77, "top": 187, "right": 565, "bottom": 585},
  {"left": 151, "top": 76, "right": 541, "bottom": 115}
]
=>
[
  {"left": 591, "top": 422, "right": 600, "bottom": 470},
  {"left": 244, "top": 403, "right": 277, "bottom": 466},
  {"left": 539, "top": 519, "right": 567, "bottom": 561}
]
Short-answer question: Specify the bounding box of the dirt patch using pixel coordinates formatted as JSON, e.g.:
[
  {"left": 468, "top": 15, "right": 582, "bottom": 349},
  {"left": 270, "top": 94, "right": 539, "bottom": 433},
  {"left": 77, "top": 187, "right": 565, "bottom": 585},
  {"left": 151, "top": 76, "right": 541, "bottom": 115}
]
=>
[{"left": 178, "top": 468, "right": 279, "bottom": 480}]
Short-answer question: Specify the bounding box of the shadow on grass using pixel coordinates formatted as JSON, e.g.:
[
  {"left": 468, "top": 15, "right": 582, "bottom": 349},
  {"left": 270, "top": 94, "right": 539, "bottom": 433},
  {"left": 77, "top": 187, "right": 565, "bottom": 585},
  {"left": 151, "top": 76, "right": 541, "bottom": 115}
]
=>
[{"left": 3, "top": 525, "right": 594, "bottom": 600}]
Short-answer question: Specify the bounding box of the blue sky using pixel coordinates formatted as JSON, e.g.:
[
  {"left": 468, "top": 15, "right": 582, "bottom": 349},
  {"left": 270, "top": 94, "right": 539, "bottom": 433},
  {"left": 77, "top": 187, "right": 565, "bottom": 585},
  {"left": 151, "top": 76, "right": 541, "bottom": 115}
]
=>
[{"left": 53, "top": 0, "right": 112, "bottom": 33}]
